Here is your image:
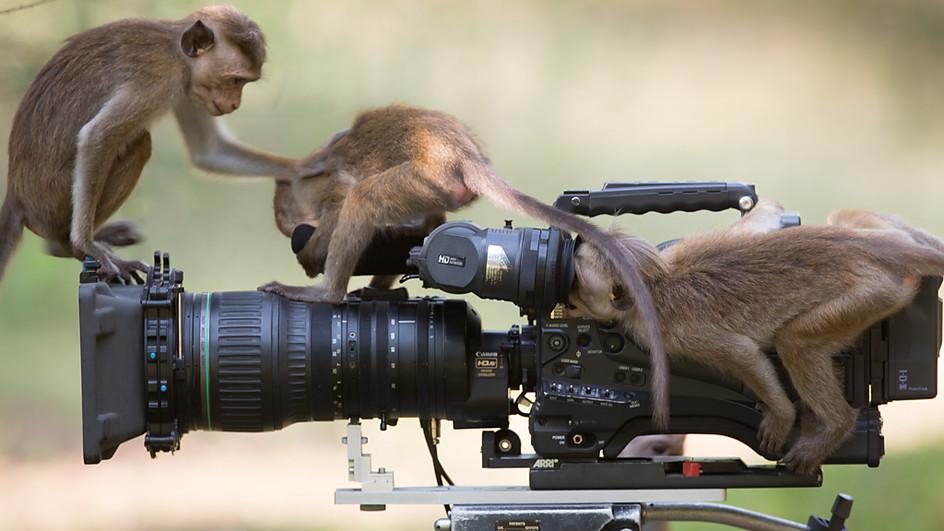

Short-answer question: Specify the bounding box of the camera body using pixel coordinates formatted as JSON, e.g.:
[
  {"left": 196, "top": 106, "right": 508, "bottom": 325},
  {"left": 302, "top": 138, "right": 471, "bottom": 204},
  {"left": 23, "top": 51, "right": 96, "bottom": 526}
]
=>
[{"left": 78, "top": 182, "right": 941, "bottom": 491}]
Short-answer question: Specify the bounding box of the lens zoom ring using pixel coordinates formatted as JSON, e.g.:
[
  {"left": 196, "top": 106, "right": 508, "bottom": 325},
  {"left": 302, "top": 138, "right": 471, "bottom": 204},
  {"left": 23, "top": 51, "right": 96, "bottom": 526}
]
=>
[
  {"left": 284, "top": 300, "right": 311, "bottom": 424},
  {"left": 215, "top": 292, "right": 265, "bottom": 431}
]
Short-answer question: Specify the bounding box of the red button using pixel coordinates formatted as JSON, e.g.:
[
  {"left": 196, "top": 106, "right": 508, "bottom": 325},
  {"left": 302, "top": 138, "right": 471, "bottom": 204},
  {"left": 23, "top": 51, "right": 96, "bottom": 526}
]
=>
[{"left": 682, "top": 461, "right": 702, "bottom": 477}]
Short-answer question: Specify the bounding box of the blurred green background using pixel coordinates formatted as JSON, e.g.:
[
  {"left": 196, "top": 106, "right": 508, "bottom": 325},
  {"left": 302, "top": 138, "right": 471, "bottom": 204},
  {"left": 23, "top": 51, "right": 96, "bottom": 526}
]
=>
[{"left": 2, "top": 0, "right": 944, "bottom": 529}]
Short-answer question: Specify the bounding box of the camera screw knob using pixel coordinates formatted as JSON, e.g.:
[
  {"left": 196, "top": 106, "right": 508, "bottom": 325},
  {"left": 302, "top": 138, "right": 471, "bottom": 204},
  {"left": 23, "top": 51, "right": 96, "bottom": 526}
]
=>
[
  {"left": 738, "top": 195, "right": 755, "bottom": 211},
  {"left": 570, "top": 196, "right": 581, "bottom": 206}
]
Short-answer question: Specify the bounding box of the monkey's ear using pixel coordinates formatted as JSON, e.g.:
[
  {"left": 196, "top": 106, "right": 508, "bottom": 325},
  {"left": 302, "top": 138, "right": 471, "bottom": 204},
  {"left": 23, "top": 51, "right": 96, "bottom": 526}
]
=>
[
  {"left": 610, "top": 283, "right": 633, "bottom": 311},
  {"left": 181, "top": 20, "right": 215, "bottom": 57}
]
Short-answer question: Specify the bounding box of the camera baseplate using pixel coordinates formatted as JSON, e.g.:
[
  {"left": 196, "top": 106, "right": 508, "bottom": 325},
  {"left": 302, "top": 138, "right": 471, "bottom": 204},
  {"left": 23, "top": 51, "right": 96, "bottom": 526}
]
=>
[{"left": 335, "top": 421, "right": 851, "bottom": 531}]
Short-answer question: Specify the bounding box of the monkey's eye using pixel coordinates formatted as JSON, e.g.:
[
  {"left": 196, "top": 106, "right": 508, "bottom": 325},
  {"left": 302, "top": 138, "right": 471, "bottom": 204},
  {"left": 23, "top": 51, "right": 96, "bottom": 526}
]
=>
[{"left": 230, "top": 77, "right": 247, "bottom": 86}]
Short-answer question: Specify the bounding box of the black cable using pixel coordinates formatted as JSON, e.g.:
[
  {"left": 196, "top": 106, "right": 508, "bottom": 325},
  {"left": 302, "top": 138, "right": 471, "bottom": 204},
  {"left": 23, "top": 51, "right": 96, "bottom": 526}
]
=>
[{"left": 422, "top": 419, "right": 453, "bottom": 516}]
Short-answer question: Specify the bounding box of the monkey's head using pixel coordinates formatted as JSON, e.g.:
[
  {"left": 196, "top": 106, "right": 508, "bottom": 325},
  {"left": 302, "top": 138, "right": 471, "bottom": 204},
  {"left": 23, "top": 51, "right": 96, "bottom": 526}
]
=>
[
  {"left": 618, "top": 434, "right": 686, "bottom": 458},
  {"left": 569, "top": 242, "right": 626, "bottom": 322},
  {"left": 180, "top": 6, "right": 267, "bottom": 116},
  {"left": 568, "top": 235, "right": 665, "bottom": 323}
]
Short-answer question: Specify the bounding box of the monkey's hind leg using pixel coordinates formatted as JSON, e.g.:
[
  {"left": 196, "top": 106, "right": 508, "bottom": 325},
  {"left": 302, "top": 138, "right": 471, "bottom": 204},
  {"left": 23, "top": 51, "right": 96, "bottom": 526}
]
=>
[
  {"left": 71, "top": 130, "right": 152, "bottom": 283},
  {"left": 709, "top": 335, "right": 796, "bottom": 455},
  {"left": 774, "top": 337, "right": 857, "bottom": 475},
  {"left": 94, "top": 220, "right": 144, "bottom": 247},
  {"left": 44, "top": 221, "right": 143, "bottom": 259},
  {"left": 828, "top": 209, "right": 944, "bottom": 254},
  {"left": 770, "top": 277, "right": 915, "bottom": 474}
]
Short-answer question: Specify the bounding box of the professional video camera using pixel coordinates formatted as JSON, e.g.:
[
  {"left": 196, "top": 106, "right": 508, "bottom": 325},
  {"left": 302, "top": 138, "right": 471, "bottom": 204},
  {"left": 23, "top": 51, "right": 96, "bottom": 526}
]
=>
[{"left": 78, "top": 182, "right": 940, "bottom": 530}]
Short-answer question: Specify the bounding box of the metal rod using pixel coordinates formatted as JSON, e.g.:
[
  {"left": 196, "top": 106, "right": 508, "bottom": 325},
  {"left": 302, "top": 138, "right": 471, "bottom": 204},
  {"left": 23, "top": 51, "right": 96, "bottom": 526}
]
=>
[{"left": 643, "top": 502, "right": 809, "bottom": 531}]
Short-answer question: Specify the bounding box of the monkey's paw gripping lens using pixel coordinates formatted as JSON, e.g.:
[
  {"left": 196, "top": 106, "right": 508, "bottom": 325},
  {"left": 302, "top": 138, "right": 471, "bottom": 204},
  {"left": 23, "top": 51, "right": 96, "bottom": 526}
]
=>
[{"left": 291, "top": 224, "right": 317, "bottom": 254}]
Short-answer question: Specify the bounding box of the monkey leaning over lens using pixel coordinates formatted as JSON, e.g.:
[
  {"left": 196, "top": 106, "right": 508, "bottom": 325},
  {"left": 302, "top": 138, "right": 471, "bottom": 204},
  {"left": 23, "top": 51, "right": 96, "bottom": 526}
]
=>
[
  {"left": 568, "top": 199, "right": 944, "bottom": 474},
  {"left": 264, "top": 103, "right": 671, "bottom": 428},
  {"left": 0, "top": 5, "right": 300, "bottom": 285}
]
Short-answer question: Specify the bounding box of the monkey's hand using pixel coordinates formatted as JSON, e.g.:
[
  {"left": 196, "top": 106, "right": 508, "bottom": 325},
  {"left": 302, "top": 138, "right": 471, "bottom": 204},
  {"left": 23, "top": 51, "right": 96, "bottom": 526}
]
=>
[
  {"left": 257, "top": 281, "right": 344, "bottom": 303},
  {"left": 757, "top": 403, "right": 796, "bottom": 456},
  {"left": 82, "top": 242, "right": 149, "bottom": 284}
]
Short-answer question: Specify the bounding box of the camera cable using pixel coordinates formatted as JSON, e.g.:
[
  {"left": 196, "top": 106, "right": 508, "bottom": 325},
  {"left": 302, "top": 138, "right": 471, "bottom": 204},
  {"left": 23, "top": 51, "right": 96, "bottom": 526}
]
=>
[{"left": 422, "top": 419, "right": 454, "bottom": 515}]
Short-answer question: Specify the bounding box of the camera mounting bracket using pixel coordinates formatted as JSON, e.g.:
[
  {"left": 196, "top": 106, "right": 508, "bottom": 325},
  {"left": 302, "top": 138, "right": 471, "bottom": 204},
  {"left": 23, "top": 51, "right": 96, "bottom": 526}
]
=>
[{"left": 343, "top": 420, "right": 395, "bottom": 493}]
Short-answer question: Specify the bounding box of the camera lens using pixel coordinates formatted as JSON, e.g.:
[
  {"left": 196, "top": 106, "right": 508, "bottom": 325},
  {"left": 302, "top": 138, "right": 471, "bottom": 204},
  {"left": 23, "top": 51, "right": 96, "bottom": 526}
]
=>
[{"left": 177, "top": 292, "right": 487, "bottom": 432}]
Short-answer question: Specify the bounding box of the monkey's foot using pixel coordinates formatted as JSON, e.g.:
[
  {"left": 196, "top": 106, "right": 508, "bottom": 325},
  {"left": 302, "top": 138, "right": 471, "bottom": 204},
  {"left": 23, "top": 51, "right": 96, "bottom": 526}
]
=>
[
  {"left": 258, "top": 281, "right": 343, "bottom": 303},
  {"left": 781, "top": 438, "right": 827, "bottom": 476},
  {"left": 757, "top": 407, "right": 795, "bottom": 455},
  {"left": 97, "top": 255, "right": 150, "bottom": 285},
  {"left": 94, "top": 220, "right": 145, "bottom": 247}
]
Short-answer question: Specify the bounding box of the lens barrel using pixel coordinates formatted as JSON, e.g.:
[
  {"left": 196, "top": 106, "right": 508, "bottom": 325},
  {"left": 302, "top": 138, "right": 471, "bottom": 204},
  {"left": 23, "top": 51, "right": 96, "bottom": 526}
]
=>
[{"left": 176, "top": 292, "right": 496, "bottom": 433}]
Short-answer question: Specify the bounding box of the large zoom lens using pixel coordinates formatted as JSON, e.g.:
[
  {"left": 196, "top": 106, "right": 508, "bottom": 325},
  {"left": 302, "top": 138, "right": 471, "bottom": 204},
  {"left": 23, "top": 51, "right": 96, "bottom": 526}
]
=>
[
  {"left": 80, "top": 283, "right": 513, "bottom": 463},
  {"left": 179, "top": 292, "right": 487, "bottom": 431}
]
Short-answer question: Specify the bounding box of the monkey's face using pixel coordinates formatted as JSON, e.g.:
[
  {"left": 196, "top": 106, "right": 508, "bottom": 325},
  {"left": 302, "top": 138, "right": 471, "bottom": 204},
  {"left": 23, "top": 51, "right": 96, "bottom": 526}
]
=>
[
  {"left": 618, "top": 434, "right": 686, "bottom": 458},
  {"left": 568, "top": 244, "right": 625, "bottom": 322},
  {"left": 181, "top": 19, "right": 261, "bottom": 116}
]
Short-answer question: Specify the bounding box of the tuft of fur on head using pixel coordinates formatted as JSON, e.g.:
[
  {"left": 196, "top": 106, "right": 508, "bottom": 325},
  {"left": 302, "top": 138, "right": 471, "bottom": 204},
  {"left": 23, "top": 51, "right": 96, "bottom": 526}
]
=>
[{"left": 190, "top": 5, "right": 267, "bottom": 70}]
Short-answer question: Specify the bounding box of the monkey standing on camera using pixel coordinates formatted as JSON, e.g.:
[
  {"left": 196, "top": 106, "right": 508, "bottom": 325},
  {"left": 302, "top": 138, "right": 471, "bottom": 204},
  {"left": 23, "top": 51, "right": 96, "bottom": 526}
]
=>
[
  {"left": 264, "top": 104, "right": 670, "bottom": 427},
  {"left": 0, "top": 5, "right": 299, "bottom": 284},
  {"left": 569, "top": 200, "right": 944, "bottom": 474}
]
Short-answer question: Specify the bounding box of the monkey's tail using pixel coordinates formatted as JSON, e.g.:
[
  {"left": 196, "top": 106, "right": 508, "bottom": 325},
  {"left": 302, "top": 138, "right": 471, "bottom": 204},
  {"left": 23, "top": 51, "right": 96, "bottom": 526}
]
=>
[
  {"left": 0, "top": 193, "right": 24, "bottom": 285},
  {"left": 463, "top": 162, "right": 670, "bottom": 429}
]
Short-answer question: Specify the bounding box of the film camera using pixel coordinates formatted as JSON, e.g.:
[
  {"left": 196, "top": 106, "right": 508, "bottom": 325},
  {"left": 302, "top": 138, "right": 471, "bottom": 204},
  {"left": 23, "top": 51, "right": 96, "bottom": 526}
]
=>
[{"left": 78, "top": 182, "right": 940, "bottom": 530}]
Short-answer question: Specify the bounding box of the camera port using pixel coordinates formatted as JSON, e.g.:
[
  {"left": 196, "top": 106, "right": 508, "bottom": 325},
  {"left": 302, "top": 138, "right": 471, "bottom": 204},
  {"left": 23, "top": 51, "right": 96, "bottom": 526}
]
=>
[
  {"left": 576, "top": 333, "right": 592, "bottom": 347},
  {"left": 546, "top": 333, "right": 568, "bottom": 353},
  {"left": 602, "top": 334, "right": 624, "bottom": 354}
]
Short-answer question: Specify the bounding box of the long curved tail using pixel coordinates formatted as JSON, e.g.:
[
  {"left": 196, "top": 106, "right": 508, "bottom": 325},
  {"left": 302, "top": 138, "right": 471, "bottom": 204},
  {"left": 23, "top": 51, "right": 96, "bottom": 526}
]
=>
[
  {"left": 0, "top": 193, "right": 24, "bottom": 285},
  {"left": 464, "top": 162, "right": 670, "bottom": 429}
]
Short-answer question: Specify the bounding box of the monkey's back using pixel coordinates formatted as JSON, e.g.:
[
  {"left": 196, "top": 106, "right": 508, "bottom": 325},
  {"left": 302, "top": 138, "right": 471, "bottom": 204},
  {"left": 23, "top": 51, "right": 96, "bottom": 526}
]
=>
[
  {"left": 7, "top": 19, "right": 183, "bottom": 221},
  {"left": 328, "top": 104, "right": 489, "bottom": 178},
  {"left": 655, "top": 226, "right": 919, "bottom": 341}
]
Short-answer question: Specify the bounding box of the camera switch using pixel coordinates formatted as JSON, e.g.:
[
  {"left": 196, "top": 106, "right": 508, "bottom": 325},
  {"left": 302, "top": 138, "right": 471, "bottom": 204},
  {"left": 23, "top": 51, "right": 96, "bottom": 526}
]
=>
[{"left": 563, "top": 365, "right": 583, "bottom": 379}]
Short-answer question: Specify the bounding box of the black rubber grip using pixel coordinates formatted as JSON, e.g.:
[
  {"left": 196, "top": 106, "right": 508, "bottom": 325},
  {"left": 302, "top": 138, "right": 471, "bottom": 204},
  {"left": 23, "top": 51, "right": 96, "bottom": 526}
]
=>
[
  {"left": 353, "top": 230, "right": 426, "bottom": 276},
  {"left": 553, "top": 181, "right": 757, "bottom": 217}
]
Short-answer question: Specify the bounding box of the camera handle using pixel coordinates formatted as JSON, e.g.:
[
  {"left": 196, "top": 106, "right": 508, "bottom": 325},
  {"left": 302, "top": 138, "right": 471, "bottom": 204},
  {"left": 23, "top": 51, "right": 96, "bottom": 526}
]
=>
[{"left": 554, "top": 181, "right": 759, "bottom": 216}]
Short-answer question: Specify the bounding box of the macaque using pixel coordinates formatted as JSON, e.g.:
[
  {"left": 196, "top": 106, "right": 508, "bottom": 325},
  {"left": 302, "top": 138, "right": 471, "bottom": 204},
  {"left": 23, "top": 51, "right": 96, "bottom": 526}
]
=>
[
  {"left": 263, "top": 104, "right": 669, "bottom": 427},
  {"left": 619, "top": 434, "right": 687, "bottom": 459},
  {"left": 0, "top": 5, "right": 299, "bottom": 284},
  {"left": 569, "top": 200, "right": 944, "bottom": 473}
]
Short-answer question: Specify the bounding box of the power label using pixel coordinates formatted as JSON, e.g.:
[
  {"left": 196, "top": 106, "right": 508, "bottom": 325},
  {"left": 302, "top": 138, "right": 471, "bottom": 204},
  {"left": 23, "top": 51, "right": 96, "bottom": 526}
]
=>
[{"left": 496, "top": 520, "right": 540, "bottom": 531}]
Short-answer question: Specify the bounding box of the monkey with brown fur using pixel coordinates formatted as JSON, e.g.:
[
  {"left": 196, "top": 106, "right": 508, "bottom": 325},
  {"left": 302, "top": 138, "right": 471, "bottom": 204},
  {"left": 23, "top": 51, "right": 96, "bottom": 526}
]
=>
[
  {"left": 263, "top": 104, "right": 670, "bottom": 427},
  {"left": 0, "top": 5, "right": 299, "bottom": 284},
  {"left": 569, "top": 200, "right": 944, "bottom": 474}
]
